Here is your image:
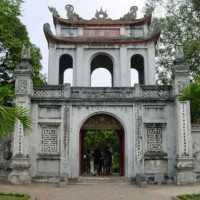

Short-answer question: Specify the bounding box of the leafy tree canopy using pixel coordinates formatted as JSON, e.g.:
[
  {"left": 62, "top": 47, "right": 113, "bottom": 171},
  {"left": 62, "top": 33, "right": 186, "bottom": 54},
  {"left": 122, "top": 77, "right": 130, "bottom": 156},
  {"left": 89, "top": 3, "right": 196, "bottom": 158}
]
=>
[
  {"left": 0, "top": 0, "right": 45, "bottom": 85},
  {"left": 179, "top": 75, "right": 200, "bottom": 124},
  {"left": 144, "top": 0, "right": 200, "bottom": 84},
  {"left": 0, "top": 85, "right": 32, "bottom": 139}
]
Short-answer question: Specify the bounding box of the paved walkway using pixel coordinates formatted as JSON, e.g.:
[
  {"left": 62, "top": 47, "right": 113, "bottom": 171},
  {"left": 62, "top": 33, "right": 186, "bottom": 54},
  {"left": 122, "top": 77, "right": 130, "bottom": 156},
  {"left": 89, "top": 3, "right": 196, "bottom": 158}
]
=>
[{"left": 0, "top": 182, "right": 200, "bottom": 200}]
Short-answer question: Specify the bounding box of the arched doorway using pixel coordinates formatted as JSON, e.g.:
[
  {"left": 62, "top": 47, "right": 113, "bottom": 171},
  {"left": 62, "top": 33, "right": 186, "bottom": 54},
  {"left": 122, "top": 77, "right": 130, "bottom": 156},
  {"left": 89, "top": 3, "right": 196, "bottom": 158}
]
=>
[{"left": 79, "top": 114, "right": 125, "bottom": 176}]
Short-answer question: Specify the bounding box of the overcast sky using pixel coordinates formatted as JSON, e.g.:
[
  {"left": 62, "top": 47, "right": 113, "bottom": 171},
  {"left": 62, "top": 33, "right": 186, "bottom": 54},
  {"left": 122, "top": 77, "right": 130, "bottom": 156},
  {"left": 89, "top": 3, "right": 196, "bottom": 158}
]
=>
[{"left": 20, "top": 0, "right": 146, "bottom": 85}]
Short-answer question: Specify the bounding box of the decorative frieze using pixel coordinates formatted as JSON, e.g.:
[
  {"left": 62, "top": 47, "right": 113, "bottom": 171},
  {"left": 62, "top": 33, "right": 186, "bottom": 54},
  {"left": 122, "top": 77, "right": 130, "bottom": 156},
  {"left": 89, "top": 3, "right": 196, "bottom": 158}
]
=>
[
  {"left": 41, "top": 125, "right": 59, "bottom": 154},
  {"left": 34, "top": 90, "right": 62, "bottom": 98},
  {"left": 142, "top": 89, "right": 170, "bottom": 98},
  {"left": 136, "top": 106, "right": 143, "bottom": 164}
]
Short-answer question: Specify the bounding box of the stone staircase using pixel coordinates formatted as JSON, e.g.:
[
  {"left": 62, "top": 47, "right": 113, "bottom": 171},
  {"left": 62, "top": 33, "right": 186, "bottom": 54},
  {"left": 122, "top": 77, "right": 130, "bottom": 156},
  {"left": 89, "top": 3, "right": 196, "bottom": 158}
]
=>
[{"left": 77, "top": 175, "right": 132, "bottom": 184}]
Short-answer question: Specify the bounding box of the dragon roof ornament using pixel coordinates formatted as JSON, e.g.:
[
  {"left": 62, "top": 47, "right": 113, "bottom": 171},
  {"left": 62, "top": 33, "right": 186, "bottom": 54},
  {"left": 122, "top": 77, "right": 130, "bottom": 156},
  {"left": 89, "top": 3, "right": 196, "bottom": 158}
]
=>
[
  {"left": 48, "top": 6, "right": 60, "bottom": 17},
  {"left": 48, "top": 4, "right": 142, "bottom": 21},
  {"left": 65, "top": 4, "right": 82, "bottom": 20},
  {"left": 120, "top": 6, "right": 138, "bottom": 20}
]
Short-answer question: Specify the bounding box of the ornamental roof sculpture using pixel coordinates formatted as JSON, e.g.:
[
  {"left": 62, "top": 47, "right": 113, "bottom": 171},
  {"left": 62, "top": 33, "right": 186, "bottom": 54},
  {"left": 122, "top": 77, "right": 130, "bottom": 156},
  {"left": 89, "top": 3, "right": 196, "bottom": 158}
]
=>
[
  {"left": 120, "top": 6, "right": 138, "bottom": 20},
  {"left": 48, "top": 6, "right": 60, "bottom": 17},
  {"left": 65, "top": 4, "right": 82, "bottom": 20},
  {"left": 43, "top": 4, "right": 161, "bottom": 46},
  {"left": 48, "top": 4, "right": 146, "bottom": 22}
]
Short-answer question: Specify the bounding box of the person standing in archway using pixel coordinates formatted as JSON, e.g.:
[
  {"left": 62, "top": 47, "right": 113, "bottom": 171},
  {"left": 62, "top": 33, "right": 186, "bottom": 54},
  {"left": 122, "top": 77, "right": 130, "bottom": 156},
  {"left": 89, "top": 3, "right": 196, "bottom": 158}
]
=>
[{"left": 93, "top": 148, "right": 101, "bottom": 175}]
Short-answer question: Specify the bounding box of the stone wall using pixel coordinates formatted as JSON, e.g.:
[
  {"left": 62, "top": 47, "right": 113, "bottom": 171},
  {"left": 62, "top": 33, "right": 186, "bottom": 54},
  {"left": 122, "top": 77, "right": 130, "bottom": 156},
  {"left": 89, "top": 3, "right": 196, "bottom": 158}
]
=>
[
  {"left": 191, "top": 124, "right": 200, "bottom": 176},
  {"left": 0, "top": 136, "right": 12, "bottom": 181}
]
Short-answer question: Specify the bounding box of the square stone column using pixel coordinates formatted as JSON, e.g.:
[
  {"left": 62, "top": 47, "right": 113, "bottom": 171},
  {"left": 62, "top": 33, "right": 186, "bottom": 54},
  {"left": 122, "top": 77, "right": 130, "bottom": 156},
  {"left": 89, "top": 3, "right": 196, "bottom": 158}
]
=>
[
  {"left": 174, "top": 100, "right": 196, "bottom": 185},
  {"left": 173, "top": 45, "right": 196, "bottom": 185},
  {"left": 9, "top": 46, "right": 33, "bottom": 184}
]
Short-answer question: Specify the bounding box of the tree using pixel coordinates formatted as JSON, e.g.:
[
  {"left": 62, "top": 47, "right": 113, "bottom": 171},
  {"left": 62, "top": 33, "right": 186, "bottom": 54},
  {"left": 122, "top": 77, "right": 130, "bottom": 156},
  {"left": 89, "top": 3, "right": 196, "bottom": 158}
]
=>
[
  {"left": 179, "top": 75, "right": 200, "bottom": 124},
  {"left": 0, "top": 0, "right": 45, "bottom": 85},
  {"left": 0, "top": 85, "right": 32, "bottom": 139},
  {"left": 143, "top": 0, "right": 200, "bottom": 84}
]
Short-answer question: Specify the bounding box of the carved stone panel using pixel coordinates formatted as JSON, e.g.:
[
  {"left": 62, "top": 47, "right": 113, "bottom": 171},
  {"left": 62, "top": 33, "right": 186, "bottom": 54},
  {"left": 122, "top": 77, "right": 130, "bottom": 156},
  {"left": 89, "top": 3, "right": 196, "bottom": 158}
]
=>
[
  {"left": 136, "top": 106, "right": 143, "bottom": 164},
  {"left": 179, "top": 102, "right": 189, "bottom": 156},
  {"left": 40, "top": 125, "right": 59, "bottom": 154},
  {"left": 63, "top": 106, "right": 70, "bottom": 163},
  {"left": 17, "top": 80, "right": 28, "bottom": 93},
  {"left": 146, "top": 126, "right": 162, "bottom": 152}
]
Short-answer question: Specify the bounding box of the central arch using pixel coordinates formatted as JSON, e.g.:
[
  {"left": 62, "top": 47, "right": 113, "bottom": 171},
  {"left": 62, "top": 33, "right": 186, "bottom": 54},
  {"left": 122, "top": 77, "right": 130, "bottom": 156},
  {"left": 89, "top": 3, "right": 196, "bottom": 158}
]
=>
[{"left": 79, "top": 113, "right": 125, "bottom": 176}]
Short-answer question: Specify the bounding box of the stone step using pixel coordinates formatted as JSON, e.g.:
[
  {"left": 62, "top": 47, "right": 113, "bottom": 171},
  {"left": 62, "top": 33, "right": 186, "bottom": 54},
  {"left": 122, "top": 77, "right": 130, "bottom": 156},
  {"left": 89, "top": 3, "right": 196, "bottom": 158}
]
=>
[{"left": 78, "top": 176, "right": 132, "bottom": 184}]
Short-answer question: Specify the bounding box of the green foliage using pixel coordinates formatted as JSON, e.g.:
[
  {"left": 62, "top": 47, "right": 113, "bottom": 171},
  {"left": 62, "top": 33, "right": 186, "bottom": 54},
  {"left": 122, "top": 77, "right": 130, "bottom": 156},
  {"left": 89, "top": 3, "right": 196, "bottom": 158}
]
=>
[
  {"left": 0, "top": 85, "right": 32, "bottom": 139},
  {"left": 179, "top": 75, "right": 200, "bottom": 124},
  {"left": 178, "top": 193, "right": 200, "bottom": 200},
  {"left": 144, "top": 0, "right": 200, "bottom": 84},
  {"left": 0, "top": 0, "right": 45, "bottom": 85},
  {"left": 0, "top": 192, "right": 30, "bottom": 200},
  {"left": 83, "top": 130, "right": 120, "bottom": 171}
]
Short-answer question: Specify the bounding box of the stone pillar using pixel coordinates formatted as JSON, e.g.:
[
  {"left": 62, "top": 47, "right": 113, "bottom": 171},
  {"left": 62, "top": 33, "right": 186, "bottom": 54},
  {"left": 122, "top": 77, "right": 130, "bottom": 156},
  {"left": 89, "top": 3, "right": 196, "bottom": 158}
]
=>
[
  {"left": 9, "top": 46, "right": 33, "bottom": 184},
  {"left": 120, "top": 46, "right": 130, "bottom": 87},
  {"left": 74, "top": 46, "right": 84, "bottom": 86},
  {"left": 173, "top": 45, "right": 196, "bottom": 185},
  {"left": 48, "top": 43, "right": 58, "bottom": 85},
  {"left": 146, "top": 43, "right": 156, "bottom": 85}
]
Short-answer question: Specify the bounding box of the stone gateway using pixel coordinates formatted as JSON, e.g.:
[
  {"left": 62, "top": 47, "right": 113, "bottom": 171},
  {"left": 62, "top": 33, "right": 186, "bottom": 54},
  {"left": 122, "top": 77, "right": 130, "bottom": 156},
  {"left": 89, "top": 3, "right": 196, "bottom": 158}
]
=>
[{"left": 7, "top": 5, "right": 198, "bottom": 185}]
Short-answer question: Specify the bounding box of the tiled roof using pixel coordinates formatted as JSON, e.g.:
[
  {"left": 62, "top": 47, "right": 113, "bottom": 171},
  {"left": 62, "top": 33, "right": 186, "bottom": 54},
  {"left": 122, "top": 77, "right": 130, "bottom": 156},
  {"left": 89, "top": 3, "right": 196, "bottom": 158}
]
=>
[{"left": 52, "top": 15, "right": 152, "bottom": 27}]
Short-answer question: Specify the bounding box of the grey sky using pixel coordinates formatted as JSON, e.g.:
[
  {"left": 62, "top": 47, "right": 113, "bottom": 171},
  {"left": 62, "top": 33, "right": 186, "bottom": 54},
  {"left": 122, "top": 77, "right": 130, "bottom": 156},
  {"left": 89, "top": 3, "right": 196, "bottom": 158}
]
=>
[{"left": 20, "top": 0, "right": 146, "bottom": 85}]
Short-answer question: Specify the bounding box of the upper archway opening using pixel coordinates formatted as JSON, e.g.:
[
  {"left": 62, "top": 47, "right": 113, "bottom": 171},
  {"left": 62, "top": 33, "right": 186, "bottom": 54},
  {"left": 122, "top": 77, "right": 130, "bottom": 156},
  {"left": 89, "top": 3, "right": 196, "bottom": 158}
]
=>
[
  {"left": 91, "top": 54, "right": 113, "bottom": 87},
  {"left": 59, "top": 54, "right": 73, "bottom": 85},
  {"left": 131, "top": 54, "right": 144, "bottom": 85}
]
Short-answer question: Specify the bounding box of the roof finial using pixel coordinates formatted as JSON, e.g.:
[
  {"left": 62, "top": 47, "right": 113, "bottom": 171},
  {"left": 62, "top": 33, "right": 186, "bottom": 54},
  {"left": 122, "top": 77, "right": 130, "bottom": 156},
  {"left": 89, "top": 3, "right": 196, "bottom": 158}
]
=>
[
  {"left": 94, "top": 7, "right": 109, "bottom": 20},
  {"left": 120, "top": 6, "right": 138, "bottom": 20},
  {"left": 65, "top": 4, "right": 82, "bottom": 20},
  {"left": 48, "top": 6, "right": 60, "bottom": 17}
]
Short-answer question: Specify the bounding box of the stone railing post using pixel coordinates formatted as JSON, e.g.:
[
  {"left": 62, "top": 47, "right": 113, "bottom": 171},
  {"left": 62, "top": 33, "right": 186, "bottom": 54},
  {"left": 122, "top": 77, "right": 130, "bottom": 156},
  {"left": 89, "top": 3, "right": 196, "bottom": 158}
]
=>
[
  {"left": 9, "top": 46, "right": 33, "bottom": 184},
  {"left": 172, "top": 45, "right": 196, "bottom": 185}
]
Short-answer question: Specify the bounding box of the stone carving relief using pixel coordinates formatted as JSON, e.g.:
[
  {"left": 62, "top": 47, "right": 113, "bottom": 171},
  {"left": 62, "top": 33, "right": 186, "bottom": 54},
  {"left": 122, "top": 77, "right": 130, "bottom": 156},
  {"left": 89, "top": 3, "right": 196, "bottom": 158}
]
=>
[
  {"left": 63, "top": 106, "right": 70, "bottom": 163},
  {"left": 175, "top": 45, "right": 184, "bottom": 60},
  {"left": 82, "top": 114, "right": 123, "bottom": 130},
  {"left": 177, "top": 81, "right": 188, "bottom": 92},
  {"left": 43, "top": 23, "right": 54, "bottom": 36},
  {"left": 180, "top": 102, "right": 189, "bottom": 156},
  {"left": 17, "top": 80, "right": 28, "bottom": 93},
  {"left": 136, "top": 106, "right": 143, "bottom": 164},
  {"left": 121, "top": 6, "right": 138, "bottom": 20},
  {"left": 65, "top": 4, "right": 82, "bottom": 20},
  {"left": 41, "top": 125, "right": 59, "bottom": 154},
  {"left": 146, "top": 125, "right": 163, "bottom": 152},
  {"left": 21, "top": 45, "right": 30, "bottom": 60},
  {"left": 93, "top": 8, "right": 110, "bottom": 20},
  {"left": 48, "top": 6, "right": 60, "bottom": 17},
  {"left": 0, "top": 136, "right": 12, "bottom": 172}
]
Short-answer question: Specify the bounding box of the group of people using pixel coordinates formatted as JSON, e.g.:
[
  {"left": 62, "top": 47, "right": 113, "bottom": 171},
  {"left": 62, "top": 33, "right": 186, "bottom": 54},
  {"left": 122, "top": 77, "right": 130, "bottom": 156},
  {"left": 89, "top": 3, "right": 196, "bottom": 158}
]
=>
[{"left": 83, "top": 147, "right": 113, "bottom": 175}]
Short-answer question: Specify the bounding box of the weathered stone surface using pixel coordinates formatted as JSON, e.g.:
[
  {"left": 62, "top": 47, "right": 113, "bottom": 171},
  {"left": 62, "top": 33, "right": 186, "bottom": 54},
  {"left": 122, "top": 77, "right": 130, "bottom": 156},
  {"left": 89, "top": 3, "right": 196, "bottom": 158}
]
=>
[{"left": 174, "top": 172, "right": 196, "bottom": 185}]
